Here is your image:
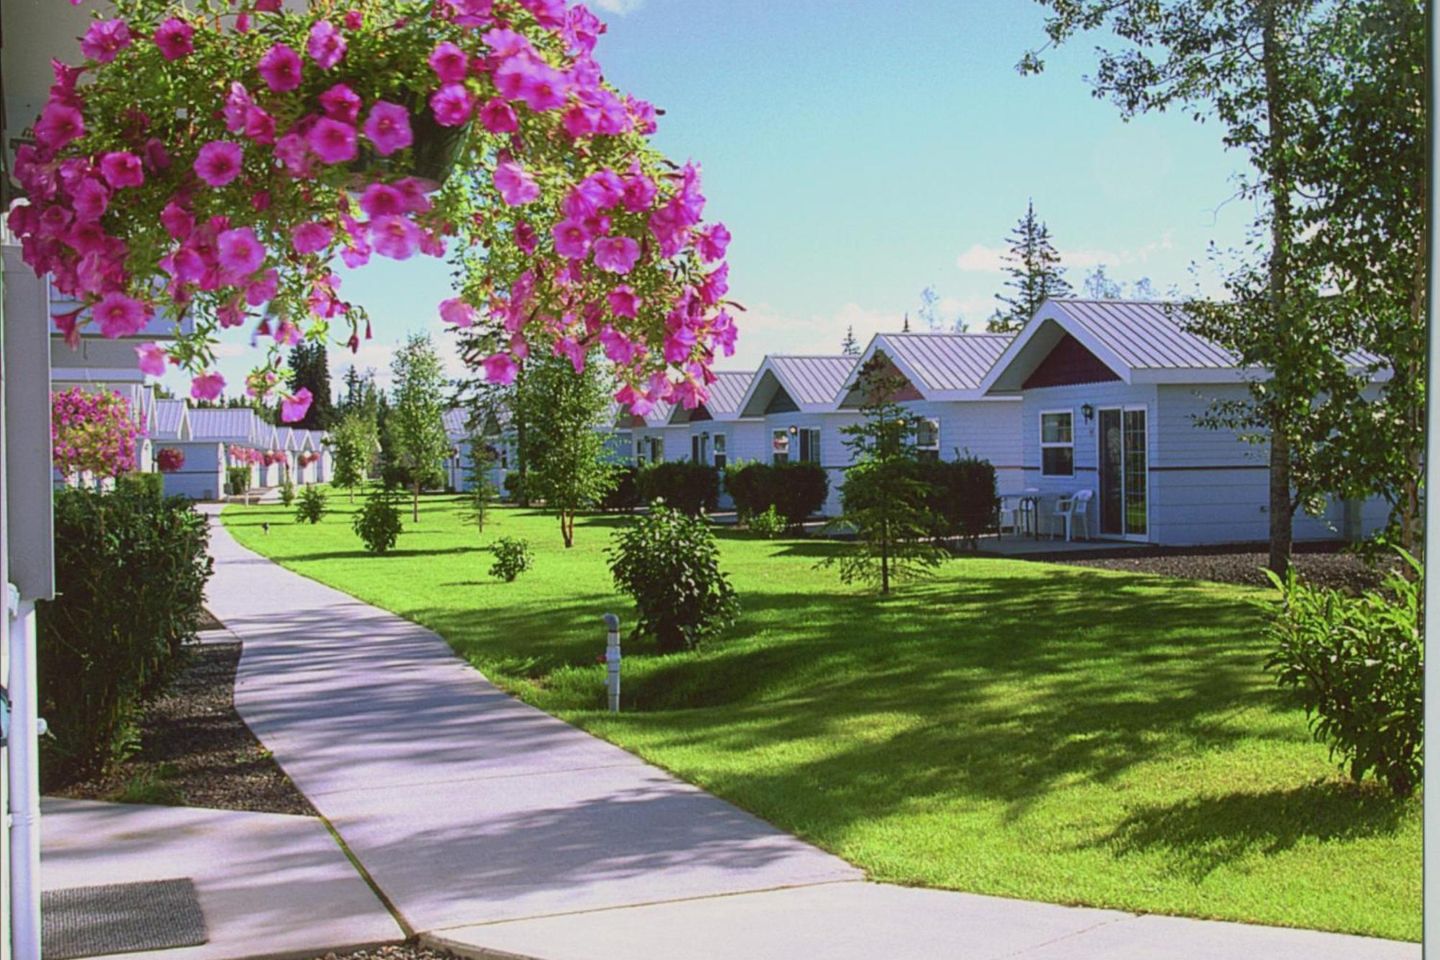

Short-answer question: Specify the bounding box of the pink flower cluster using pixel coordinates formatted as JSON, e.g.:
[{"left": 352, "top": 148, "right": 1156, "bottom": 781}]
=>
[
  {"left": 227, "top": 444, "right": 267, "bottom": 467},
  {"left": 156, "top": 446, "right": 185, "bottom": 472},
  {"left": 51, "top": 387, "right": 142, "bottom": 479},
  {"left": 11, "top": 0, "right": 738, "bottom": 416}
]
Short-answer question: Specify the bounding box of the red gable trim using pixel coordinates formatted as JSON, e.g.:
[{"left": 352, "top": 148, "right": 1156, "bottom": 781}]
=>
[{"left": 1022, "top": 333, "right": 1122, "bottom": 389}]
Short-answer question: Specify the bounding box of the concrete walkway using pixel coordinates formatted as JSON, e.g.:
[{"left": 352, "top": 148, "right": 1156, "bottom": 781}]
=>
[{"left": 203, "top": 509, "right": 1418, "bottom": 960}]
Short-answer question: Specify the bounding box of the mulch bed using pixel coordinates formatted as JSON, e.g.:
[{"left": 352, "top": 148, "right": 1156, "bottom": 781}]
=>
[
  {"left": 56, "top": 639, "right": 315, "bottom": 817},
  {"left": 1060, "top": 542, "right": 1390, "bottom": 593}
]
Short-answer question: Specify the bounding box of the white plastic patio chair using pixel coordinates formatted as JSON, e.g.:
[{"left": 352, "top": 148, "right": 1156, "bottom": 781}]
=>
[
  {"left": 1051, "top": 489, "right": 1093, "bottom": 542},
  {"left": 996, "top": 495, "right": 1020, "bottom": 538}
]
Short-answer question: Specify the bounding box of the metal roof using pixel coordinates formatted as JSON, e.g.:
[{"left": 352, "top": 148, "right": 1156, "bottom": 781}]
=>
[
  {"left": 768, "top": 355, "right": 858, "bottom": 407},
  {"left": 875, "top": 333, "right": 1014, "bottom": 392},
  {"left": 152, "top": 399, "right": 187, "bottom": 440},
  {"left": 443, "top": 408, "right": 469, "bottom": 438},
  {"left": 1050, "top": 300, "right": 1238, "bottom": 370},
  {"left": 189, "top": 407, "right": 262, "bottom": 444},
  {"left": 699, "top": 370, "right": 755, "bottom": 418}
]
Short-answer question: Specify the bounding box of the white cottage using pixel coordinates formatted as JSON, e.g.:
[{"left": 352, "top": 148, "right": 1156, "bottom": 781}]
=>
[
  {"left": 152, "top": 399, "right": 227, "bottom": 500},
  {"left": 190, "top": 407, "right": 268, "bottom": 487},
  {"left": 979, "top": 299, "right": 1391, "bottom": 545}
]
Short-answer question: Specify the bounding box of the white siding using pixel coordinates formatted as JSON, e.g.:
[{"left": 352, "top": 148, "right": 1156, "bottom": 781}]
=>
[
  {"left": 160, "top": 441, "right": 226, "bottom": 500},
  {"left": 761, "top": 410, "right": 863, "bottom": 515},
  {"left": 895, "top": 398, "right": 1024, "bottom": 495}
]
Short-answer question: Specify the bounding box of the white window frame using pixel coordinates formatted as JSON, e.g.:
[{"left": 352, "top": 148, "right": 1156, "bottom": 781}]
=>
[
  {"left": 713, "top": 433, "right": 727, "bottom": 469},
  {"left": 916, "top": 418, "right": 940, "bottom": 461},
  {"left": 772, "top": 429, "right": 790, "bottom": 465},
  {"left": 1039, "top": 409, "right": 1075, "bottom": 478}
]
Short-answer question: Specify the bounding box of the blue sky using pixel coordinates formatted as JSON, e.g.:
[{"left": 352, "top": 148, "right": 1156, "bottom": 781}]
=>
[{"left": 190, "top": 0, "right": 1256, "bottom": 394}]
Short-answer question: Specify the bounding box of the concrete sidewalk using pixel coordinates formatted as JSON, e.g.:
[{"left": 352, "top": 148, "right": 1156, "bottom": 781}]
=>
[{"left": 203, "top": 508, "right": 1418, "bottom": 960}]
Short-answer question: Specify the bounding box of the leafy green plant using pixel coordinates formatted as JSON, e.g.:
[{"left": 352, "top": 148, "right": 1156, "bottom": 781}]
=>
[
  {"left": 724, "top": 461, "right": 828, "bottom": 526},
  {"left": 601, "top": 465, "right": 642, "bottom": 513},
  {"left": 636, "top": 461, "right": 720, "bottom": 516},
  {"left": 748, "top": 504, "right": 786, "bottom": 538},
  {"left": 227, "top": 466, "right": 251, "bottom": 496},
  {"left": 279, "top": 478, "right": 297, "bottom": 506},
  {"left": 295, "top": 485, "right": 327, "bottom": 524},
  {"left": 115, "top": 471, "right": 164, "bottom": 502},
  {"left": 37, "top": 486, "right": 213, "bottom": 788},
  {"left": 1265, "top": 552, "right": 1423, "bottom": 797},
  {"left": 490, "top": 537, "right": 533, "bottom": 582},
  {"left": 608, "top": 503, "right": 738, "bottom": 654},
  {"left": 352, "top": 490, "right": 403, "bottom": 554},
  {"left": 914, "top": 454, "right": 998, "bottom": 546}
]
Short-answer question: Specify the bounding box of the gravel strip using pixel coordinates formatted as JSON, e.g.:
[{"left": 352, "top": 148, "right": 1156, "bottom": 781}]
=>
[
  {"left": 57, "top": 640, "right": 316, "bottom": 816},
  {"left": 1060, "top": 544, "right": 1389, "bottom": 593},
  {"left": 306, "top": 946, "right": 456, "bottom": 960}
]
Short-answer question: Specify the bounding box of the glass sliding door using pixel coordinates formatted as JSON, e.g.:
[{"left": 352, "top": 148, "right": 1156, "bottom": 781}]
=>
[
  {"left": 1097, "top": 406, "right": 1148, "bottom": 539},
  {"left": 1122, "top": 408, "right": 1148, "bottom": 537}
]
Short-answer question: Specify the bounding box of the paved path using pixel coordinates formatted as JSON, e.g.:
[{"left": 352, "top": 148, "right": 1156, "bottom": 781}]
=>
[
  {"left": 204, "top": 508, "right": 1418, "bottom": 960},
  {"left": 42, "top": 799, "right": 401, "bottom": 960}
]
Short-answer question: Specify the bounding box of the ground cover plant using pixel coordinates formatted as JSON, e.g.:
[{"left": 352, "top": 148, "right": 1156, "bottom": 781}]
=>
[{"left": 223, "top": 496, "right": 1421, "bottom": 941}]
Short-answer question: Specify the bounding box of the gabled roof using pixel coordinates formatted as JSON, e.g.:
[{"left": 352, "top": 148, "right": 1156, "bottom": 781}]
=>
[
  {"left": 189, "top": 407, "right": 263, "bottom": 444},
  {"left": 443, "top": 408, "right": 470, "bottom": 439},
  {"left": 279, "top": 427, "right": 298, "bottom": 450},
  {"left": 668, "top": 370, "right": 757, "bottom": 423},
  {"left": 152, "top": 399, "right": 190, "bottom": 441},
  {"left": 738, "top": 355, "right": 858, "bottom": 417},
  {"left": 840, "top": 332, "right": 1015, "bottom": 404}
]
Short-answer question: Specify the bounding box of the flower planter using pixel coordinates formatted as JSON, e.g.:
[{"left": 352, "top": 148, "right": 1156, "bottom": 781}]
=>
[{"left": 350, "top": 95, "right": 471, "bottom": 190}]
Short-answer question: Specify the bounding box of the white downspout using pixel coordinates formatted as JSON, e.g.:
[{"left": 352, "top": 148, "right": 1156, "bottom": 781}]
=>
[{"left": 5, "top": 584, "right": 41, "bottom": 960}]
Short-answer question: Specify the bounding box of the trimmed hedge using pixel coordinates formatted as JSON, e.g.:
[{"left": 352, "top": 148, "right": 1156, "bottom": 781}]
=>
[
  {"left": 116, "top": 471, "right": 164, "bottom": 501},
  {"left": 601, "top": 465, "right": 642, "bottom": 513},
  {"left": 913, "top": 456, "right": 998, "bottom": 543},
  {"left": 226, "top": 465, "right": 251, "bottom": 495},
  {"left": 37, "top": 487, "right": 213, "bottom": 788},
  {"left": 636, "top": 461, "right": 720, "bottom": 516},
  {"left": 724, "top": 462, "right": 829, "bottom": 525}
]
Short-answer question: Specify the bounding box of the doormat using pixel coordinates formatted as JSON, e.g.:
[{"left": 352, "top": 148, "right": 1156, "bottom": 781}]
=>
[{"left": 42, "top": 878, "right": 207, "bottom": 960}]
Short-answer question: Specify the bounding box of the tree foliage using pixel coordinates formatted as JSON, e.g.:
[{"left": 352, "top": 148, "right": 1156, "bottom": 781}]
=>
[
  {"left": 387, "top": 333, "right": 450, "bottom": 522},
  {"left": 989, "top": 199, "right": 1071, "bottom": 333},
  {"left": 285, "top": 340, "right": 337, "bottom": 430},
  {"left": 330, "top": 410, "right": 377, "bottom": 502}
]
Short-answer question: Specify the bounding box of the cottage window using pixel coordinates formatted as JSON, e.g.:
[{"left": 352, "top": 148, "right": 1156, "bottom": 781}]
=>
[
  {"left": 772, "top": 429, "right": 790, "bottom": 465},
  {"left": 797, "top": 428, "right": 821, "bottom": 465},
  {"left": 713, "top": 434, "right": 727, "bottom": 470},
  {"left": 1040, "top": 410, "right": 1074, "bottom": 477},
  {"left": 916, "top": 418, "right": 940, "bottom": 462}
]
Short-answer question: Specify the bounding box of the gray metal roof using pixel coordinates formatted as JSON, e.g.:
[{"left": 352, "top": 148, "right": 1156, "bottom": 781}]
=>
[
  {"left": 189, "top": 407, "right": 262, "bottom": 444},
  {"left": 443, "top": 408, "right": 470, "bottom": 438},
  {"left": 1050, "top": 300, "right": 1237, "bottom": 370},
  {"left": 876, "top": 333, "right": 1013, "bottom": 392},
  {"left": 769, "top": 355, "right": 858, "bottom": 406},
  {"left": 701, "top": 370, "right": 755, "bottom": 417},
  {"left": 152, "top": 399, "right": 187, "bottom": 440}
]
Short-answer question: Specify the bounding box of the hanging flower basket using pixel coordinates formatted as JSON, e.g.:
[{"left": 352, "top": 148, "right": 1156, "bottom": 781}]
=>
[
  {"left": 156, "top": 446, "right": 186, "bottom": 472},
  {"left": 10, "top": 0, "right": 738, "bottom": 420}
]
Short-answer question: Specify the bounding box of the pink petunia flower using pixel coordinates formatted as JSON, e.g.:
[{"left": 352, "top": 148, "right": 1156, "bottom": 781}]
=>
[
  {"left": 35, "top": 102, "right": 85, "bottom": 150},
  {"left": 514, "top": 219, "right": 538, "bottom": 254},
  {"left": 370, "top": 215, "right": 421, "bottom": 259},
  {"left": 695, "top": 222, "right": 731, "bottom": 263},
  {"left": 592, "top": 235, "right": 640, "bottom": 274},
  {"left": 429, "top": 84, "right": 474, "bottom": 127},
  {"left": 428, "top": 41, "right": 468, "bottom": 83},
  {"left": 217, "top": 226, "right": 265, "bottom": 280},
  {"left": 135, "top": 341, "right": 168, "bottom": 376},
  {"left": 82, "top": 19, "right": 132, "bottom": 63},
  {"left": 362, "top": 102, "right": 413, "bottom": 156},
  {"left": 194, "top": 140, "right": 244, "bottom": 187},
  {"left": 481, "top": 353, "right": 518, "bottom": 385},
  {"left": 245, "top": 269, "right": 279, "bottom": 305},
  {"left": 319, "top": 83, "right": 362, "bottom": 123},
  {"left": 291, "top": 221, "right": 333, "bottom": 254},
  {"left": 493, "top": 161, "right": 539, "bottom": 206},
  {"left": 100, "top": 151, "right": 144, "bottom": 189},
  {"left": 306, "top": 21, "right": 347, "bottom": 69},
  {"left": 307, "top": 118, "right": 357, "bottom": 164},
  {"left": 439, "top": 297, "right": 476, "bottom": 327},
  {"left": 71, "top": 179, "right": 111, "bottom": 221},
  {"left": 280, "top": 388, "right": 313, "bottom": 423},
  {"left": 477, "top": 98, "right": 518, "bottom": 134},
  {"left": 154, "top": 18, "right": 194, "bottom": 59},
  {"left": 358, "top": 183, "right": 405, "bottom": 218},
  {"left": 607, "top": 284, "right": 640, "bottom": 318},
  {"left": 190, "top": 371, "right": 226, "bottom": 401},
  {"left": 92, "top": 292, "right": 149, "bottom": 337},
  {"left": 257, "top": 43, "right": 302, "bottom": 92},
  {"left": 552, "top": 219, "right": 591, "bottom": 260}
]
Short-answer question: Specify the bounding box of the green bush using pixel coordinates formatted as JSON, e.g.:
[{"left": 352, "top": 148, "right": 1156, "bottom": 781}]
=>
[
  {"left": 749, "top": 504, "right": 786, "bottom": 538},
  {"left": 295, "top": 485, "right": 327, "bottom": 524},
  {"left": 226, "top": 465, "right": 251, "bottom": 495},
  {"left": 503, "top": 471, "right": 529, "bottom": 503},
  {"left": 490, "top": 536, "right": 533, "bottom": 582},
  {"left": 1265, "top": 553, "right": 1423, "bottom": 797},
  {"left": 636, "top": 461, "right": 720, "bottom": 516},
  {"left": 37, "top": 487, "right": 213, "bottom": 788},
  {"left": 913, "top": 455, "right": 998, "bottom": 544},
  {"left": 608, "top": 503, "right": 739, "bottom": 654},
  {"left": 724, "top": 462, "right": 829, "bottom": 525},
  {"left": 116, "top": 471, "right": 164, "bottom": 501},
  {"left": 279, "top": 478, "right": 297, "bottom": 506},
  {"left": 352, "top": 491, "right": 403, "bottom": 554},
  {"left": 601, "top": 465, "right": 642, "bottom": 513}
]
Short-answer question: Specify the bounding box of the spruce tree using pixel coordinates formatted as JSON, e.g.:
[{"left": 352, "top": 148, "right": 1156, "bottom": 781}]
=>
[
  {"left": 841, "top": 325, "right": 860, "bottom": 355},
  {"left": 285, "top": 340, "right": 336, "bottom": 429},
  {"left": 989, "top": 200, "right": 1071, "bottom": 332}
]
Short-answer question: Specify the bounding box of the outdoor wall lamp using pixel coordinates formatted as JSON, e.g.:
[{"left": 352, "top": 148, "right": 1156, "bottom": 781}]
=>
[
  {"left": 788, "top": 425, "right": 798, "bottom": 435},
  {"left": 701, "top": 431, "right": 709, "bottom": 440},
  {"left": 1081, "top": 404, "right": 1095, "bottom": 423}
]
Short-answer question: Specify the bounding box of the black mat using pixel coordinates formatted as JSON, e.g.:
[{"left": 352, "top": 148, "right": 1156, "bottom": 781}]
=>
[{"left": 42, "top": 878, "right": 207, "bottom": 960}]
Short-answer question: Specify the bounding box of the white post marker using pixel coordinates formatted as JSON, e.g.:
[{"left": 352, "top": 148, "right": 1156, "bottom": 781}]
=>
[
  {"left": 604, "top": 613, "right": 621, "bottom": 713},
  {"left": 6, "top": 586, "right": 42, "bottom": 960}
]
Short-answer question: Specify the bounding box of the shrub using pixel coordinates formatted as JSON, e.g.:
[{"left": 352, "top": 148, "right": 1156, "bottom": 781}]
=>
[
  {"left": 503, "top": 471, "right": 529, "bottom": 504},
  {"left": 37, "top": 486, "right": 213, "bottom": 787},
  {"left": 601, "top": 465, "right": 642, "bottom": 513},
  {"left": 295, "top": 486, "right": 327, "bottom": 524},
  {"left": 279, "top": 478, "right": 297, "bottom": 506},
  {"left": 724, "top": 462, "right": 829, "bottom": 526},
  {"left": 913, "top": 455, "right": 998, "bottom": 544},
  {"left": 115, "top": 471, "right": 164, "bottom": 502},
  {"left": 226, "top": 465, "right": 251, "bottom": 495},
  {"left": 608, "top": 503, "right": 739, "bottom": 654},
  {"left": 1265, "top": 553, "right": 1423, "bottom": 798},
  {"left": 749, "top": 504, "right": 787, "bottom": 538},
  {"left": 636, "top": 461, "right": 720, "bottom": 516},
  {"left": 352, "top": 491, "right": 403, "bottom": 554},
  {"left": 490, "top": 537, "right": 533, "bottom": 582}
]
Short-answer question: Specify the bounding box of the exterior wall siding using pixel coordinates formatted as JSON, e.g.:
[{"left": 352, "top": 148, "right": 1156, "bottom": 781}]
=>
[
  {"left": 761, "top": 409, "right": 863, "bottom": 516},
  {"left": 160, "top": 442, "right": 226, "bottom": 500}
]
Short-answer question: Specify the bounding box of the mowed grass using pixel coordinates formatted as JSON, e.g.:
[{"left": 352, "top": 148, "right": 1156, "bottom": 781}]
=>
[{"left": 223, "top": 492, "right": 1420, "bottom": 941}]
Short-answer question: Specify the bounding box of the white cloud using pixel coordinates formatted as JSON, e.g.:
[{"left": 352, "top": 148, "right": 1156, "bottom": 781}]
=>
[
  {"left": 1063, "top": 232, "right": 1175, "bottom": 271},
  {"left": 954, "top": 243, "right": 1006, "bottom": 273},
  {"left": 592, "top": 0, "right": 642, "bottom": 13}
]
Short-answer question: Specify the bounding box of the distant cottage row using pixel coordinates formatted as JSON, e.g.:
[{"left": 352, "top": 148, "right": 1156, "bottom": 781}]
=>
[{"left": 461, "top": 298, "right": 1390, "bottom": 548}]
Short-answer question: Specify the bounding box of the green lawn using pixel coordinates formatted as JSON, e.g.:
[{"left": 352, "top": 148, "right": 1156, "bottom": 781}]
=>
[{"left": 223, "top": 492, "right": 1420, "bottom": 941}]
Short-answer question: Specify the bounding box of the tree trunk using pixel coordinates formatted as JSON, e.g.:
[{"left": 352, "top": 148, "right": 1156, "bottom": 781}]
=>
[
  {"left": 881, "top": 518, "right": 891, "bottom": 595},
  {"left": 561, "top": 510, "right": 574, "bottom": 548},
  {"left": 412, "top": 482, "right": 420, "bottom": 523},
  {"left": 1262, "top": 4, "right": 1295, "bottom": 578}
]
